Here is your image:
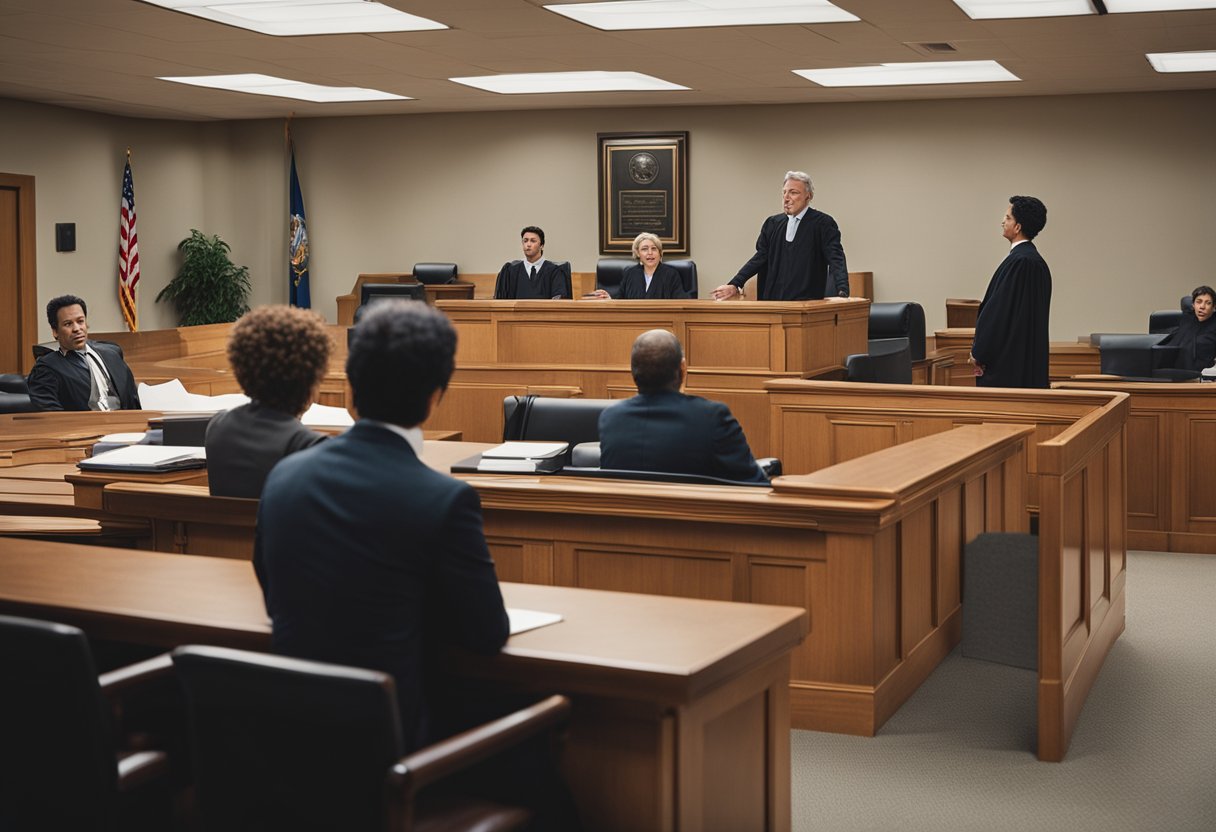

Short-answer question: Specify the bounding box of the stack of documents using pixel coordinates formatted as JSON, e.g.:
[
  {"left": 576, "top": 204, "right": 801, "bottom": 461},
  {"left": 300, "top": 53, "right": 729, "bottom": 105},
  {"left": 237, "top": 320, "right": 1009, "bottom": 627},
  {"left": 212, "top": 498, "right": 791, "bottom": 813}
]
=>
[
  {"left": 78, "top": 445, "right": 207, "bottom": 473},
  {"left": 452, "top": 441, "right": 569, "bottom": 474}
]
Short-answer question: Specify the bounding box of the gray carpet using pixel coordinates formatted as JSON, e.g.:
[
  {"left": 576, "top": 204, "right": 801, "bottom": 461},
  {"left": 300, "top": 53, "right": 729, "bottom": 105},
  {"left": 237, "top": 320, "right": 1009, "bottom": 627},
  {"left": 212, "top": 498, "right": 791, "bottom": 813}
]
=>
[{"left": 791, "top": 551, "right": 1216, "bottom": 832}]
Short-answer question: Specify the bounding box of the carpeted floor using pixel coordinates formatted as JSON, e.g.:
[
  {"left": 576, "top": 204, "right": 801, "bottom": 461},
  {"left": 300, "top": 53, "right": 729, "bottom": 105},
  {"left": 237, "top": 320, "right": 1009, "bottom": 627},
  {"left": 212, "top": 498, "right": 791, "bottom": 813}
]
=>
[{"left": 791, "top": 551, "right": 1216, "bottom": 832}]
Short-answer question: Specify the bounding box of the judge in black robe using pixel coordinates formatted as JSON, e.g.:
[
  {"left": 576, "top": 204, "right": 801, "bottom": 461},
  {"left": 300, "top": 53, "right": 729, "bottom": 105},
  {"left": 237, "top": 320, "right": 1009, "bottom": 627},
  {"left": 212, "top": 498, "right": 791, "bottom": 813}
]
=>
[
  {"left": 492, "top": 225, "right": 571, "bottom": 299},
  {"left": 618, "top": 263, "right": 689, "bottom": 299},
  {"left": 714, "top": 172, "right": 848, "bottom": 301},
  {"left": 1159, "top": 287, "right": 1216, "bottom": 371},
  {"left": 971, "top": 196, "right": 1052, "bottom": 389}
]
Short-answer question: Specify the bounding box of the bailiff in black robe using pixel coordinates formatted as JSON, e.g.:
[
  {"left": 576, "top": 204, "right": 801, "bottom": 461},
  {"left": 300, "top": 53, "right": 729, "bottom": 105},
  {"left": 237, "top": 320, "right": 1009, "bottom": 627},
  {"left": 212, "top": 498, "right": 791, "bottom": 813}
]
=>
[
  {"left": 493, "top": 259, "right": 572, "bottom": 300},
  {"left": 972, "top": 241, "right": 1052, "bottom": 389}
]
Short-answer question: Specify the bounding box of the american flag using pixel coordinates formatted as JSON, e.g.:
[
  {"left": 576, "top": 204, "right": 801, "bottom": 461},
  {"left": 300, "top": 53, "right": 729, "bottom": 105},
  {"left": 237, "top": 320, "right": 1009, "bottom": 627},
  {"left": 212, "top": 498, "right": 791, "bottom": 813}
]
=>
[{"left": 118, "top": 156, "right": 140, "bottom": 332}]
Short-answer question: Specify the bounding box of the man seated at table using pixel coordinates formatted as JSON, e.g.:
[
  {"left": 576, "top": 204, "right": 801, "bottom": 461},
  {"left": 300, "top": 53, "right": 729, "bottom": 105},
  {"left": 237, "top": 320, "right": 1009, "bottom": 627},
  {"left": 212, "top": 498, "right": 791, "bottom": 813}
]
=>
[
  {"left": 598, "top": 329, "right": 768, "bottom": 483},
  {"left": 493, "top": 225, "right": 572, "bottom": 299},
  {"left": 205, "top": 305, "right": 330, "bottom": 498},
  {"left": 27, "top": 294, "right": 141, "bottom": 412}
]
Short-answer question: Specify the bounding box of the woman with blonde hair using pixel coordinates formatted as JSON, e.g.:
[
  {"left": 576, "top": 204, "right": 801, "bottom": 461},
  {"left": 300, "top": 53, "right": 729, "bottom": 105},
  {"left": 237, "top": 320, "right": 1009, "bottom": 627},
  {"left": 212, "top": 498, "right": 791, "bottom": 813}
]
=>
[{"left": 590, "top": 232, "right": 690, "bottom": 299}]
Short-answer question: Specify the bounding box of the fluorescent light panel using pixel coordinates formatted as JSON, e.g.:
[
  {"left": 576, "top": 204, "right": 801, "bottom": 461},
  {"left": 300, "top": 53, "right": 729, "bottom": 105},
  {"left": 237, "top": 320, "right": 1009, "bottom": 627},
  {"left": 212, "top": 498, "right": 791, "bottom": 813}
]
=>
[
  {"left": 449, "top": 71, "right": 688, "bottom": 94},
  {"left": 794, "top": 60, "right": 1020, "bottom": 87},
  {"left": 1106, "top": 1, "right": 1216, "bottom": 11},
  {"left": 951, "top": 0, "right": 1096, "bottom": 18},
  {"left": 544, "top": 0, "right": 858, "bottom": 31},
  {"left": 141, "top": 0, "right": 446, "bottom": 36},
  {"left": 159, "top": 74, "right": 410, "bottom": 102},
  {"left": 1146, "top": 50, "right": 1216, "bottom": 71}
]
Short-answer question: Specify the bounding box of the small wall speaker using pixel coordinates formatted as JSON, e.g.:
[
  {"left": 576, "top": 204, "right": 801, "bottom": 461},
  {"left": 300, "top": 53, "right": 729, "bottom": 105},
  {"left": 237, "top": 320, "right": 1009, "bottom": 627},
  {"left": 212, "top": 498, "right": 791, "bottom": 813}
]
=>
[{"left": 55, "top": 223, "right": 76, "bottom": 252}]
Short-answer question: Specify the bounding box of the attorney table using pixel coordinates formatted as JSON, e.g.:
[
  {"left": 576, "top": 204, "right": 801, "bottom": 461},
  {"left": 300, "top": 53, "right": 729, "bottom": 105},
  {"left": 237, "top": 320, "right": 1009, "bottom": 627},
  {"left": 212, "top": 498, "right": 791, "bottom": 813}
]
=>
[{"left": 0, "top": 538, "right": 805, "bottom": 832}]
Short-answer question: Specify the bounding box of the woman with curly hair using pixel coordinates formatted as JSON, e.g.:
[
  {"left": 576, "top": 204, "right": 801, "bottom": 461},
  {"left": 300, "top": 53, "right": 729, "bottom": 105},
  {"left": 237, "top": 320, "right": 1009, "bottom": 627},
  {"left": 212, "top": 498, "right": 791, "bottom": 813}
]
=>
[{"left": 205, "top": 305, "right": 332, "bottom": 498}]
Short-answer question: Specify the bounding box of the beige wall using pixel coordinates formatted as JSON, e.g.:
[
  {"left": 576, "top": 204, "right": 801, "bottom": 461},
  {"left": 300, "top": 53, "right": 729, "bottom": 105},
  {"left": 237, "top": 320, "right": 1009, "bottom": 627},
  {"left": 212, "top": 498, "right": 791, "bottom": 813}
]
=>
[{"left": 3, "top": 90, "right": 1212, "bottom": 339}]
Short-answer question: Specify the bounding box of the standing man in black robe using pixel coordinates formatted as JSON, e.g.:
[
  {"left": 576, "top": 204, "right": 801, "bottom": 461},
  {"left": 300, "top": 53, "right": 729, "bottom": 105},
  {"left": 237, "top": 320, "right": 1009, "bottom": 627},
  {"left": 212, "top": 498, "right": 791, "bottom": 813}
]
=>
[
  {"left": 970, "top": 195, "right": 1052, "bottom": 388},
  {"left": 493, "top": 225, "right": 572, "bottom": 299},
  {"left": 712, "top": 171, "right": 849, "bottom": 301}
]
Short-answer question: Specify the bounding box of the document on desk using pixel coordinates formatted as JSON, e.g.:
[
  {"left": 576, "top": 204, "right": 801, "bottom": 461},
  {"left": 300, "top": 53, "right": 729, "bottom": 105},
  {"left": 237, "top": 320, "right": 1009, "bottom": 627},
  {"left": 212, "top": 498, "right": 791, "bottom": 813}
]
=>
[
  {"left": 507, "top": 608, "right": 563, "bottom": 635},
  {"left": 78, "top": 444, "right": 207, "bottom": 472}
]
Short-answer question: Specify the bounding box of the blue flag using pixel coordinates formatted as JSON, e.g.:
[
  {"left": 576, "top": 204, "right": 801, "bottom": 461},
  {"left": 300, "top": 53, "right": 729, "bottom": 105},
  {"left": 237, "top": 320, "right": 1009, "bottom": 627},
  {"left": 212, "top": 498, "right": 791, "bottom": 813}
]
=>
[{"left": 288, "top": 145, "right": 311, "bottom": 308}]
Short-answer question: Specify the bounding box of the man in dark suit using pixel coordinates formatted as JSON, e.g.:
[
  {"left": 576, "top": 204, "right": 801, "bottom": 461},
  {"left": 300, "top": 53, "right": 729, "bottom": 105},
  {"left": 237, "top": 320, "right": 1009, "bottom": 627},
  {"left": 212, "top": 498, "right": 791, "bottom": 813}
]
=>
[
  {"left": 712, "top": 170, "right": 850, "bottom": 301},
  {"left": 970, "top": 196, "right": 1053, "bottom": 388},
  {"left": 599, "top": 329, "right": 768, "bottom": 483},
  {"left": 254, "top": 300, "right": 510, "bottom": 751},
  {"left": 493, "top": 225, "right": 572, "bottom": 299},
  {"left": 26, "top": 294, "right": 141, "bottom": 411}
]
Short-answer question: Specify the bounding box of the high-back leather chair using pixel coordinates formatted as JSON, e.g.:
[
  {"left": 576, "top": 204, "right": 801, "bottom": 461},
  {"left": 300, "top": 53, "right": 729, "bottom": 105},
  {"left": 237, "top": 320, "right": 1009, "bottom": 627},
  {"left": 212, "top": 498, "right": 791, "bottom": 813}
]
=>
[
  {"left": 868, "top": 302, "right": 926, "bottom": 360},
  {"left": 0, "top": 372, "right": 35, "bottom": 413},
  {"left": 1148, "top": 295, "right": 1192, "bottom": 334},
  {"left": 502, "top": 395, "right": 616, "bottom": 446},
  {"left": 172, "top": 645, "right": 569, "bottom": 832},
  {"left": 595, "top": 258, "right": 635, "bottom": 299},
  {"left": 1097, "top": 333, "right": 1194, "bottom": 379},
  {"left": 664, "top": 259, "right": 699, "bottom": 298},
  {"left": 0, "top": 615, "right": 172, "bottom": 831},
  {"left": 845, "top": 337, "right": 913, "bottom": 384},
  {"left": 411, "top": 262, "right": 458, "bottom": 285}
]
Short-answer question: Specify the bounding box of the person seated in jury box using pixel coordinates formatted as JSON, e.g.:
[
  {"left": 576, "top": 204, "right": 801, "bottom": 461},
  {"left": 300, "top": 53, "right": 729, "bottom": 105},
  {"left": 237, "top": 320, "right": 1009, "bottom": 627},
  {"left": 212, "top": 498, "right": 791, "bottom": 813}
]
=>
[
  {"left": 587, "top": 232, "right": 690, "bottom": 300},
  {"left": 598, "top": 329, "right": 769, "bottom": 483},
  {"left": 27, "top": 294, "right": 141, "bottom": 412},
  {"left": 205, "top": 305, "right": 331, "bottom": 499},
  {"left": 1159, "top": 285, "right": 1216, "bottom": 372},
  {"left": 493, "top": 225, "right": 572, "bottom": 299},
  {"left": 712, "top": 170, "right": 850, "bottom": 302}
]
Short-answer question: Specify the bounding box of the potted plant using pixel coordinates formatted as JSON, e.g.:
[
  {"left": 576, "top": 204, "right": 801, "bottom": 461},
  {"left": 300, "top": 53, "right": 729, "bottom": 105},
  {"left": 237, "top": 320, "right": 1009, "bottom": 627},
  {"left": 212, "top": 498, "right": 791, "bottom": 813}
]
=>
[{"left": 156, "top": 230, "right": 252, "bottom": 326}]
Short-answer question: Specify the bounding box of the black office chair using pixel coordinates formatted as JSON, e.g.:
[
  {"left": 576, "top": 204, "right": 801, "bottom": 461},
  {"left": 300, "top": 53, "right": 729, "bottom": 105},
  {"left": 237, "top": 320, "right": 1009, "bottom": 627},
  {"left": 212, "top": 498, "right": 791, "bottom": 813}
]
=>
[
  {"left": 1148, "top": 295, "right": 1193, "bottom": 334},
  {"left": 594, "top": 258, "right": 635, "bottom": 299},
  {"left": 1097, "top": 334, "right": 1195, "bottom": 380},
  {"left": 0, "top": 372, "right": 35, "bottom": 413},
  {"left": 502, "top": 395, "right": 615, "bottom": 446},
  {"left": 0, "top": 615, "right": 174, "bottom": 831},
  {"left": 172, "top": 645, "right": 570, "bottom": 832},
  {"left": 664, "top": 259, "right": 699, "bottom": 298},
  {"left": 845, "top": 338, "right": 913, "bottom": 384},
  {"left": 411, "top": 262, "right": 458, "bottom": 285},
  {"left": 868, "top": 302, "right": 926, "bottom": 361}
]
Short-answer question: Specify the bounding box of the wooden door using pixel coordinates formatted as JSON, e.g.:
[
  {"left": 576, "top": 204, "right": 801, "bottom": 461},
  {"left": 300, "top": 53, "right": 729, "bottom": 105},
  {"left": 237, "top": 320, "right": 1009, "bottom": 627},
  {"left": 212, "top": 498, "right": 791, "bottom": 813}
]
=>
[{"left": 0, "top": 173, "right": 38, "bottom": 374}]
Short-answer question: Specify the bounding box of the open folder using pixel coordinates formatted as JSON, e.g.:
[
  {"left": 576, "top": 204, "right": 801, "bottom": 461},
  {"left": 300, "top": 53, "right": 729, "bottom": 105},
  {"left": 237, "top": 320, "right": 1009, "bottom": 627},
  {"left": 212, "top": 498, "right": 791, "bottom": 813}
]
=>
[
  {"left": 452, "top": 441, "right": 569, "bottom": 474},
  {"left": 78, "top": 444, "right": 207, "bottom": 473}
]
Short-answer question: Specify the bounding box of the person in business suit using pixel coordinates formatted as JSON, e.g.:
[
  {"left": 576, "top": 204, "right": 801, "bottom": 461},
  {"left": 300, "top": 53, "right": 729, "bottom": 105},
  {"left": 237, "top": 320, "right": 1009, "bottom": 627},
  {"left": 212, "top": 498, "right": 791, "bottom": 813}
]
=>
[
  {"left": 587, "top": 232, "right": 689, "bottom": 300},
  {"left": 493, "top": 226, "right": 572, "bottom": 299},
  {"left": 1159, "top": 286, "right": 1216, "bottom": 372},
  {"left": 970, "top": 196, "right": 1053, "bottom": 388},
  {"left": 712, "top": 170, "right": 850, "bottom": 301},
  {"left": 599, "top": 329, "right": 768, "bottom": 483},
  {"left": 26, "top": 294, "right": 141, "bottom": 411},
  {"left": 205, "top": 305, "right": 330, "bottom": 498}
]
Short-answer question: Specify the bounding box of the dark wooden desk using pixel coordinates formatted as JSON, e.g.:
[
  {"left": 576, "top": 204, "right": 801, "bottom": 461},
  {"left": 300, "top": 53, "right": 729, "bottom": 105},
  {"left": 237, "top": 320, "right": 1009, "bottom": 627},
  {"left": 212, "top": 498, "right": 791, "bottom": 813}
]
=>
[{"left": 0, "top": 538, "right": 805, "bottom": 832}]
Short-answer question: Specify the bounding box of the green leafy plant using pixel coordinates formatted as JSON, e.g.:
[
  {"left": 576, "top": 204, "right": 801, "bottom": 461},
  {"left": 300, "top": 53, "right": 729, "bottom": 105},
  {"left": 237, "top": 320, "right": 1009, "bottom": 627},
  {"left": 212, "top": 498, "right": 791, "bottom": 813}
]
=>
[{"left": 156, "top": 230, "right": 252, "bottom": 326}]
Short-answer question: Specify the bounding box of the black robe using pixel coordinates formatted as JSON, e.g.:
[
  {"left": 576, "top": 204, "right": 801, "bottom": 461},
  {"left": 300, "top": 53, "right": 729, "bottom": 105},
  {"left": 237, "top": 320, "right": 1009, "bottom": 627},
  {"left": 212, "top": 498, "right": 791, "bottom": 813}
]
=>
[
  {"left": 618, "top": 263, "right": 690, "bottom": 299},
  {"left": 493, "top": 259, "right": 572, "bottom": 299},
  {"left": 1159, "top": 306, "right": 1216, "bottom": 371},
  {"left": 972, "top": 241, "right": 1052, "bottom": 389},
  {"left": 729, "top": 208, "right": 848, "bottom": 300}
]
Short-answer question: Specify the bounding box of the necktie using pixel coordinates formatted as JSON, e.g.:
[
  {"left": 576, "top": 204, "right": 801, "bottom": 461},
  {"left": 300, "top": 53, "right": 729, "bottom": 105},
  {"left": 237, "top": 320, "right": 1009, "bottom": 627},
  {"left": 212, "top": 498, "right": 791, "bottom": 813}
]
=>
[
  {"left": 78, "top": 351, "right": 113, "bottom": 411},
  {"left": 530, "top": 265, "right": 539, "bottom": 282},
  {"left": 786, "top": 215, "right": 800, "bottom": 243}
]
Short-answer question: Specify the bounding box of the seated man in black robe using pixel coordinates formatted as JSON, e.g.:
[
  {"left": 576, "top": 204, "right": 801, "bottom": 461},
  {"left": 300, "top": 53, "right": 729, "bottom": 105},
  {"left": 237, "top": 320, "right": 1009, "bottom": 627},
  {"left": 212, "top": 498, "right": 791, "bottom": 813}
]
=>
[
  {"left": 712, "top": 170, "right": 849, "bottom": 301},
  {"left": 599, "top": 329, "right": 768, "bottom": 483},
  {"left": 27, "top": 294, "right": 141, "bottom": 412},
  {"left": 970, "top": 196, "right": 1052, "bottom": 389},
  {"left": 493, "top": 225, "right": 572, "bottom": 299},
  {"left": 1159, "top": 286, "right": 1216, "bottom": 372}
]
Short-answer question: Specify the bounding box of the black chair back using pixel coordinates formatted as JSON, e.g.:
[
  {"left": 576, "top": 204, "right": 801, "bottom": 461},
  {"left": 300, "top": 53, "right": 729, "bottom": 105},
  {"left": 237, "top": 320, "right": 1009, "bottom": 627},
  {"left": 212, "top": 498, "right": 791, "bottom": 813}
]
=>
[
  {"left": 0, "top": 615, "right": 118, "bottom": 829},
  {"left": 0, "top": 391, "right": 36, "bottom": 414},
  {"left": 868, "top": 302, "right": 926, "bottom": 360},
  {"left": 1098, "top": 334, "right": 1184, "bottom": 379},
  {"left": 664, "top": 259, "right": 699, "bottom": 298},
  {"left": 173, "top": 645, "right": 404, "bottom": 831},
  {"left": 595, "top": 258, "right": 634, "bottom": 299},
  {"left": 502, "top": 396, "right": 615, "bottom": 446},
  {"left": 412, "top": 262, "right": 458, "bottom": 285},
  {"left": 845, "top": 338, "right": 913, "bottom": 384}
]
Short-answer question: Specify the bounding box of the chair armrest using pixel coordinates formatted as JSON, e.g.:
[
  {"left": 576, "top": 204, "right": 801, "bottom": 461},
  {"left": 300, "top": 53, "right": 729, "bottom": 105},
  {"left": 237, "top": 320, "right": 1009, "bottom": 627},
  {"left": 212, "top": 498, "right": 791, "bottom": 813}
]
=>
[
  {"left": 757, "top": 457, "right": 782, "bottom": 478},
  {"left": 387, "top": 694, "right": 570, "bottom": 798},
  {"left": 116, "top": 749, "right": 171, "bottom": 792},
  {"left": 98, "top": 652, "right": 174, "bottom": 698}
]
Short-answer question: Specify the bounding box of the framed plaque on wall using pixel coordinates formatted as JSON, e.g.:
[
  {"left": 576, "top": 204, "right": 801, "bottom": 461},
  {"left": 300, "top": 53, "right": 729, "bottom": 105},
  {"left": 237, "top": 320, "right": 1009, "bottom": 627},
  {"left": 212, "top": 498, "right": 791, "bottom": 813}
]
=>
[{"left": 597, "top": 132, "right": 689, "bottom": 256}]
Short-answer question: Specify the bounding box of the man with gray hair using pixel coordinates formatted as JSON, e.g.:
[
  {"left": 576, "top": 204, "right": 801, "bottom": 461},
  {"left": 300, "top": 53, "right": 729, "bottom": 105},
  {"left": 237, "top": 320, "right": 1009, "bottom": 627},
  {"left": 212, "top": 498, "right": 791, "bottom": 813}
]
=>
[
  {"left": 712, "top": 170, "right": 850, "bottom": 301},
  {"left": 597, "top": 329, "right": 768, "bottom": 483}
]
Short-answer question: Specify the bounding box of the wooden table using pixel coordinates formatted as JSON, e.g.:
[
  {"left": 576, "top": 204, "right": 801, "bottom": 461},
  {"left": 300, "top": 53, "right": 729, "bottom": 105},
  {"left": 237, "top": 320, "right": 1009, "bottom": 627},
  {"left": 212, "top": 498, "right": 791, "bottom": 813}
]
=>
[{"left": 0, "top": 538, "right": 805, "bottom": 832}]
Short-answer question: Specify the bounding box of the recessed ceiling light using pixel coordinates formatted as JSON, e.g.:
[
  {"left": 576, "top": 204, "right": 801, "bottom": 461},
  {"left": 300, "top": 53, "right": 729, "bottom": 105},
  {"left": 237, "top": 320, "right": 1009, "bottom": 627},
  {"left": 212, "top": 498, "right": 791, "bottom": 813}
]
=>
[
  {"left": 544, "top": 0, "right": 858, "bottom": 31},
  {"left": 951, "top": 0, "right": 1096, "bottom": 18},
  {"left": 1146, "top": 50, "right": 1216, "bottom": 72},
  {"left": 1106, "top": 1, "right": 1216, "bottom": 11},
  {"left": 140, "top": 0, "right": 446, "bottom": 36},
  {"left": 159, "top": 74, "right": 410, "bottom": 102},
  {"left": 449, "top": 71, "right": 688, "bottom": 94},
  {"left": 794, "top": 60, "right": 1020, "bottom": 87}
]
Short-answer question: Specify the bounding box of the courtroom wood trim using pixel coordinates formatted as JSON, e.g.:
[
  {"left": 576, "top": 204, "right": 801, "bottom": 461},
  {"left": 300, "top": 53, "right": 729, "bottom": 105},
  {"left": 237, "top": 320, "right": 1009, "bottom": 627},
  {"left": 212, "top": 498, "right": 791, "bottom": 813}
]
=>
[{"left": 0, "top": 172, "right": 38, "bottom": 374}]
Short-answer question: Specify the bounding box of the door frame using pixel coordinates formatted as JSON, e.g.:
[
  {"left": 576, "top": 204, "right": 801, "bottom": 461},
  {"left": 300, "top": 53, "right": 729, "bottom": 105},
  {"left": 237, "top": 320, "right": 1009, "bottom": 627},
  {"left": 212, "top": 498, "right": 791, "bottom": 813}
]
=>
[{"left": 0, "top": 172, "right": 39, "bottom": 374}]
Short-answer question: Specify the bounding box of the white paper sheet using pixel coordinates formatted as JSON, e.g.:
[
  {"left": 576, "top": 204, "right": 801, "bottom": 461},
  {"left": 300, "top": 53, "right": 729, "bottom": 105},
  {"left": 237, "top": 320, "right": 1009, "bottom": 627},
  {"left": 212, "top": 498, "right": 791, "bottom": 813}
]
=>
[{"left": 507, "top": 608, "right": 563, "bottom": 635}]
